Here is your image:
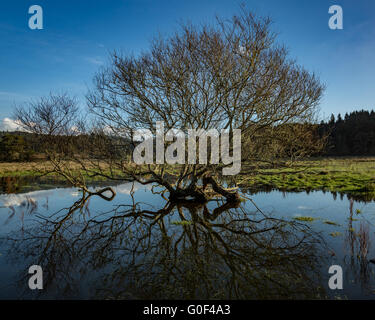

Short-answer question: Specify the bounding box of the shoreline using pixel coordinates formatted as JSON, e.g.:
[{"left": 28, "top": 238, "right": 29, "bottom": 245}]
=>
[{"left": 1, "top": 157, "right": 374, "bottom": 199}]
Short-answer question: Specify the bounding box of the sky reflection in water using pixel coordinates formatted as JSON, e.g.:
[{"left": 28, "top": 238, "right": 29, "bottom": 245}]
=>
[{"left": 0, "top": 182, "right": 374, "bottom": 299}]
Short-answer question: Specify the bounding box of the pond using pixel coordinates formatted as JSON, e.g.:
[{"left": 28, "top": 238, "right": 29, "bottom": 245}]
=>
[{"left": 0, "top": 181, "right": 374, "bottom": 299}]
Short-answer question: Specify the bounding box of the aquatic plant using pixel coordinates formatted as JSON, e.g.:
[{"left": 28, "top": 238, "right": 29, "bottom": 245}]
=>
[
  {"left": 330, "top": 232, "right": 342, "bottom": 237},
  {"left": 324, "top": 220, "right": 340, "bottom": 226},
  {"left": 294, "top": 216, "right": 316, "bottom": 222}
]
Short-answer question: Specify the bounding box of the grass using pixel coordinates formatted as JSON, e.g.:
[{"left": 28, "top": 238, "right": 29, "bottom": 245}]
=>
[
  {"left": 324, "top": 220, "right": 340, "bottom": 226},
  {"left": 293, "top": 216, "right": 316, "bottom": 222},
  {"left": 0, "top": 161, "right": 128, "bottom": 182},
  {"left": 238, "top": 157, "right": 375, "bottom": 199},
  {"left": 0, "top": 161, "right": 52, "bottom": 177},
  {"left": 0, "top": 161, "right": 131, "bottom": 193},
  {"left": 1, "top": 157, "right": 375, "bottom": 199}
]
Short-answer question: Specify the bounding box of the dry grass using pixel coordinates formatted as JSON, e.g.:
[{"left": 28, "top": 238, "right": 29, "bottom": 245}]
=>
[
  {"left": 0, "top": 160, "right": 112, "bottom": 177},
  {"left": 0, "top": 161, "right": 54, "bottom": 176}
]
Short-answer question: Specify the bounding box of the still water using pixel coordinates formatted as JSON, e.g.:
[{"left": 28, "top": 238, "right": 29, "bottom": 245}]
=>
[{"left": 0, "top": 181, "right": 374, "bottom": 299}]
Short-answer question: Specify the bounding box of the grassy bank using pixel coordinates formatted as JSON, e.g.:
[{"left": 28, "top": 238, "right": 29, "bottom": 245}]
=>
[
  {"left": 1, "top": 158, "right": 375, "bottom": 198},
  {"left": 0, "top": 161, "right": 54, "bottom": 177},
  {"left": 238, "top": 157, "right": 375, "bottom": 198},
  {"left": 0, "top": 161, "right": 119, "bottom": 181},
  {"left": 0, "top": 161, "right": 124, "bottom": 193}
]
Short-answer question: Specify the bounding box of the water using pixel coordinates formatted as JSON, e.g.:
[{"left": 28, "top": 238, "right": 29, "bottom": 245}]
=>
[{"left": 0, "top": 181, "right": 375, "bottom": 299}]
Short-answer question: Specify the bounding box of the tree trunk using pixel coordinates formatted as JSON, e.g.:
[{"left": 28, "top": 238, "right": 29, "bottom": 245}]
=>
[{"left": 168, "top": 176, "right": 240, "bottom": 203}]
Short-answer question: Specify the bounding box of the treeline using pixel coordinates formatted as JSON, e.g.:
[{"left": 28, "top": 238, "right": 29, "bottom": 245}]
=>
[
  {"left": 1, "top": 109, "right": 375, "bottom": 161},
  {"left": 319, "top": 109, "right": 375, "bottom": 156},
  {"left": 0, "top": 131, "right": 132, "bottom": 162},
  {"left": 0, "top": 132, "right": 35, "bottom": 161}
]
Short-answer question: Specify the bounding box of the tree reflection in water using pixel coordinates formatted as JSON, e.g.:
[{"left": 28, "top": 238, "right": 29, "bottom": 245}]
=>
[
  {"left": 2, "top": 192, "right": 327, "bottom": 299},
  {"left": 344, "top": 198, "right": 373, "bottom": 293}
]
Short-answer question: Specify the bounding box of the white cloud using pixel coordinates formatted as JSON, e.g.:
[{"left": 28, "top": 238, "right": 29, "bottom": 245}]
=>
[
  {"left": 0, "top": 118, "right": 24, "bottom": 132},
  {"left": 115, "top": 182, "right": 152, "bottom": 195},
  {"left": 0, "top": 189, "right": 54, "bottom": 207}
]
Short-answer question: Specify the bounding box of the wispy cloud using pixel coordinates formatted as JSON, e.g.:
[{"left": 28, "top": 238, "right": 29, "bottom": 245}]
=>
[
  {"left": 0, "top": 91, "right": 32, "bottom": 100},
  {"left": 85, "top": 56, "right": 104, "bottom": 66}
]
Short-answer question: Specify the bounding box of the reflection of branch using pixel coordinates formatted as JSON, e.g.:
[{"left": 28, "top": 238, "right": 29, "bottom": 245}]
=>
[
  {"left": 87, "top": 187, "right": 116, "bottom": 201},
  {"left": 2, "top": 197, "right": 326, "bottom": 299},
  {"left": 48, "top": 157, "right": 117, "bottom": 201},
  {"left": 344, "top": 199, "right": 373, "bottom": 293}
]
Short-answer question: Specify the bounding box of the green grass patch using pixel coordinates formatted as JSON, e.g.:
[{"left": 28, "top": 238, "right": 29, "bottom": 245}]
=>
[
  {"left": 238, "top": 158, "right": 375, "bottom": 200},
  {"left": 294, "top": 216, "right": 316, "bottom": 222},
  {"left": 324, "top": 220, "right": 340, "bottom": 226},
  {"left": 3, "top": 158, "right": 375, "bottom": 201}
]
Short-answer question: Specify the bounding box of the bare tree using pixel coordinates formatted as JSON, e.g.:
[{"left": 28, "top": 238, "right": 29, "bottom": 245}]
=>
[
  {"left": 13, "top": 93, "right": 96, "bottom": 189},
  {"left": 14, "top": 9, "right": 325, "bottom": 202},
  {"left": 14, "top": 92, "right": 79, "bottom": 136},
  {"left": 84, "top": 8, "right": 324, "bottom": 202}
]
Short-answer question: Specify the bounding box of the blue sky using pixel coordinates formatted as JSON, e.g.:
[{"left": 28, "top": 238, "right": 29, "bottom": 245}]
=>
[{"left": 1, "top": 0, "right": 375, "bottom": 129}]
